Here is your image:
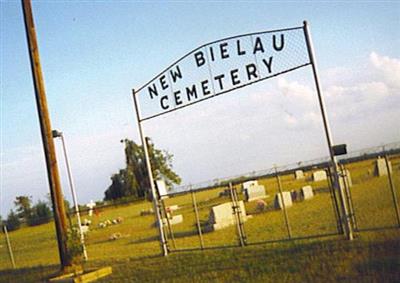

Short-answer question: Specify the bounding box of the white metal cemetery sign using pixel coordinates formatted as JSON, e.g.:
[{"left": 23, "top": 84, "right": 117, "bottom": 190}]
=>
[
  {"left": 134, "top": 25, "right": 310, "bottom": 121},
  {"left": 131, "top": 21, "right": 353, "bottom": 256}
]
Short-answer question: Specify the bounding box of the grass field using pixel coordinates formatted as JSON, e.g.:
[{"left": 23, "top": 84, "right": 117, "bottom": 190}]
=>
[{"left": 1, "top": 155, "right": 399, "bottom": 282}]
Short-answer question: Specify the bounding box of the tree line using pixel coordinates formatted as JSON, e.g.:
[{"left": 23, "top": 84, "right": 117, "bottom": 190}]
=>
[
  {"left": 1, "top": 195, "right": 59, "bottom": 231},
  {"left": 1, "top": 138, "right": 180, "bottom": 231}
]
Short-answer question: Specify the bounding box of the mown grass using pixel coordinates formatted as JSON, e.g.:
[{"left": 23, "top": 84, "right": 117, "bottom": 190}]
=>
[
  {"left": 1, "top": 230, "right": 399, "bottom": 282},
  {"left": 0, "top": 155, "right": 399, "bottom": 282}
]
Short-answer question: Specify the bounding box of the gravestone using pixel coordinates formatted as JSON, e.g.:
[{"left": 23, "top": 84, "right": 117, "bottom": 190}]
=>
[
  {"left": 300, "top": 185, "right": 314, "bottom": 200},
  {"left": 166, "top": 205, "right": 179, "bottom": 212},
  {"left": 156, "top": 179, "right": 168, "bottom": 197},
  {"left": 208, "top": 201, "right": 247, "bottom": 231},
  {"left": 242, "top": 180, "right": 258, "bottom": 189},
  {"left": 295, "top": 170, "right": 304, "bottom": 180},
  {"left": 80, "top": 225, "right": 89, "bottom": 234},
  {"left": 162, "top": 214, "right": 183, "bottom": 226},
  {"left": 86, "top": 200, "right": 96, "bottom": 217},
  {"left": 312, "top": 170, "right": 327, "bottom": 182},
  {"left": 242, "top": 180, "right": 267, "bottom": 201},
  {"left": 274, "top": 192, "right": 293, "bottom": 209},
  {"left": 374, "top": 158, "right": 392, "bottom": 177}
]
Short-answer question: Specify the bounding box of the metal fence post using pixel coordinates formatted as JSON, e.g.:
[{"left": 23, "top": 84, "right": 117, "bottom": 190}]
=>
[
  {"left": 132, "top": 89, "right": 168, "bottom": 256},
  {"left": 326, "top": 168, "right": 343, "bottom": 234},
  {"left": 160, "top": 199, "right": 176, "bottom": 249},
  {"left": 384, "top": 155, "right": 400, "bottom": 227},
  {"left": 233, "top": 186, "right": 247, "bottom": 245},
  {"left": 191, "top": 188, "right": 205, "bottom": 249},
  {"left": 274, "top": 166, "right": 292, "bottom": 239},
  {"left": 229, "top": 182, "right": 245, "bottom": 247},
  {"left": 340, "top": 164, "right": 358, "bottom": 231}
]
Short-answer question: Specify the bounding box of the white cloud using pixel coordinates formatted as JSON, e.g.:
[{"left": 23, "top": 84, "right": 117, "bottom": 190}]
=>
[
  {"left": 277, "top": 77, "right": 313, "bottom": 101},
  {"left": 284, "top": 114, "right": 297, "bottom": 126},
  {"left": 369, "top": 51, "right": 400, "bottom": 89}
]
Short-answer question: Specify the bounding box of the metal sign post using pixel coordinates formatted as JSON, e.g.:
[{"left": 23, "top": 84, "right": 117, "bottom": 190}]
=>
[
  {"left": 303, "top": 21, "right": 353, "bottom": 240},
  {"left": 132, "top": 89, "right": 169, "bottom": 256},
  {"left": 52, "top": 131, "right": 88, "bottom": 260}
]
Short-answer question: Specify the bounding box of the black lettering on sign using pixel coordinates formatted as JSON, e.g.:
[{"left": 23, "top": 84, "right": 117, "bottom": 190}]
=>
[
  {"left": 201, "top": 80, "right": 211, "bottom": 96},
  {"left": 160, "top": 95, "right": 169, "bottom": 110},
  {"left": 194, "top": 51, "right": 206, "bottom": 67},
  {"left": 273, "top": 34, "right": 284, "bottom": 51},
  {"left": 237, "top": 40, "right": 246, "bottom": 56},
  {"left": 230, "top": 69, "right": 241, "bottom": 85},
  {"left": 246, "top": 63, "right": 258, "bottom": 80},
  {"left": 220, "top": 42, "right": 229, "bottom": 59},
  {"left": 170, "top": 65, "right": 183, "bottom": 83},
  {"left": 209, "top": 47, "right": 215, "bottom": 61},
  {"left": 186, "top": 85, "right": 197, "bottom": 101},
  {"left": 262, "top": 57, "right": 273, "bottom": 73},
  {"left": 148, "top": 83, "right": 158, "bottom": 99},
  {"left": 214, "top": 74, "right": 225, "bottom": 91},
  {"left": 174, "top": 90, "right": 183, "bottom": 105},
  {"left": 160, "top": 75, "right": 168, "bottom": 90},
  {"left": 253, "top": 37, "right": 265, "bottom": 54}
]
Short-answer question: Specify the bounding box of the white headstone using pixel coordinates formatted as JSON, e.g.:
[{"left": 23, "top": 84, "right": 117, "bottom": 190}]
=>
[
  {"left": 166, "top": 205, "right": 179, "bottom": 212},
  {"left": 86, "top": 200, "right": 96, "bottom": 217},
  {"left": 156, "top": 179, "right": 168, "bottom": 197},
  {"left": 80, "top": 225, "right": 89, "bottom": 234},
  {"left": 243, "top": 184, "right": 267, "bottom": 202},
  {"left": 295, "top": 170, "right": 304, "bottom": 180},
  {"left": 274, "top": 192, "right": 293, "bottom": 209},
  {"left": 242, "top": 180, "right": 258, "bottom": 190},
  {"left": 208, "top": 201, "right": 247, "bottom": 231},
  {"left": 374, "top": 158, "right": 392, "bottom": 177},
  {"left": 162, "top": 214, "right": 183, "bottom": 226},
  {"left": 312, "top": 170, "right": 327, "bottom": 182},
  {"left": 300, "top": 185, "right": 314, "bottom": 200}
]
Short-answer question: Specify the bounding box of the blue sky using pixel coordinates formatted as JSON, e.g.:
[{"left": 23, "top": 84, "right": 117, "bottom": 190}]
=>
[{"left": 1, "top": 1, "right": 399, "bottom": 217}]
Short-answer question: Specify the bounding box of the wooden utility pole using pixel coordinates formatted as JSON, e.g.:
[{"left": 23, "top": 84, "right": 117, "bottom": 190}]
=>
[{"left": 21, "top": 0, "right": 71, "bottom": 268}]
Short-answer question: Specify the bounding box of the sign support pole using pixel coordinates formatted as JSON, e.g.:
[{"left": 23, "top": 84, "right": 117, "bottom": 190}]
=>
[
  {"left": 303, "top": 21, "right": 353, "bottom": 240},
  {"left": 22, "top": 0, "right": 71, "bottom": 268},
  {"left": 132, "top": 89, "right": 169, "bottom": 256}
]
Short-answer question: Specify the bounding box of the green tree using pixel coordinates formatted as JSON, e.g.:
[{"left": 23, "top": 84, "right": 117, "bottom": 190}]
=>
[
  {"left": 6, "top": 210, "right": 21, "bottom": 231},
  {"left": 14, "top": 195, "right": 32, "bottom": 221},
  {"left": 104, "top": 138, "right": 181, "bottom": 201},
  {"left": 27, "top": 200, "right": 53, "bottom": 226}
]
